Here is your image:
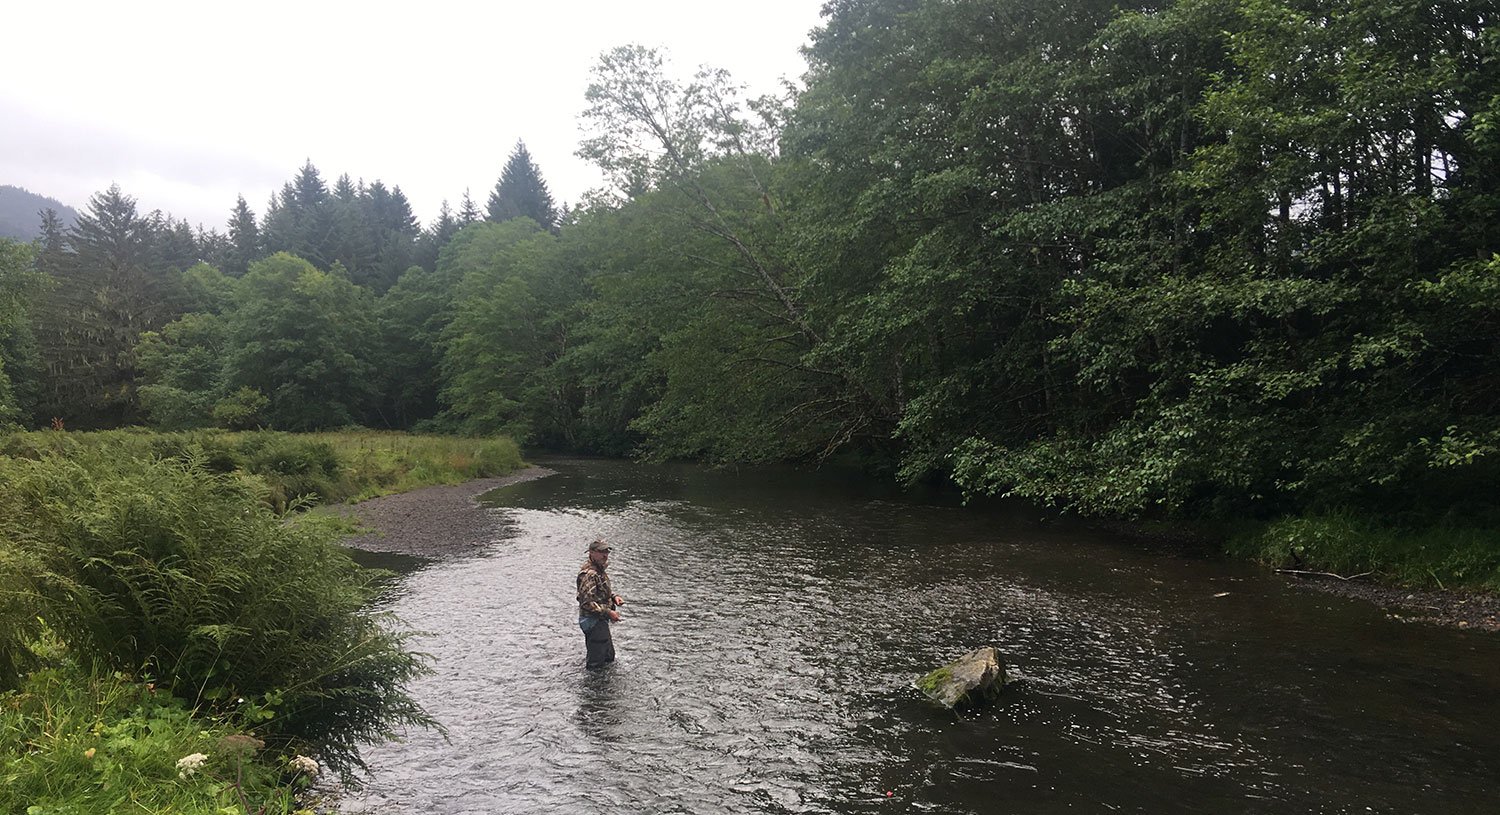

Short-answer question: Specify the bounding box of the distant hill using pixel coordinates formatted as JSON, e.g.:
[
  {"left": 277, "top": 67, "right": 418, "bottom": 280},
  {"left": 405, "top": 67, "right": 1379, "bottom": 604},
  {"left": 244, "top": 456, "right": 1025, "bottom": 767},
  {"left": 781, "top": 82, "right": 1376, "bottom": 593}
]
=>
[{"left": 0, "top": 185, "right": 79, "bottom": 241}]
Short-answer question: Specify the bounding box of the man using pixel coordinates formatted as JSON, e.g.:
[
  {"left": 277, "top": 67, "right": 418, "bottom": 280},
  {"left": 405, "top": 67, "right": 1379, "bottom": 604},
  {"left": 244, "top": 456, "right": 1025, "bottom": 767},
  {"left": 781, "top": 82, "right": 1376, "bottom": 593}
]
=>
[{"left": 577, "top": 538, "right": 624, "bottom": 668}]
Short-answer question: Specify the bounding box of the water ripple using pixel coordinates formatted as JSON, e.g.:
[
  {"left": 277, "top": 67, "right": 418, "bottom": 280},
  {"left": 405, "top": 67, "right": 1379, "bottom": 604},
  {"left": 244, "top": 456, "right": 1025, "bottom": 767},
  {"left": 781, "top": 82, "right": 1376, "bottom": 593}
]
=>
[{"left": 340, "top": 460, "right": 1500, "bottom": 814}]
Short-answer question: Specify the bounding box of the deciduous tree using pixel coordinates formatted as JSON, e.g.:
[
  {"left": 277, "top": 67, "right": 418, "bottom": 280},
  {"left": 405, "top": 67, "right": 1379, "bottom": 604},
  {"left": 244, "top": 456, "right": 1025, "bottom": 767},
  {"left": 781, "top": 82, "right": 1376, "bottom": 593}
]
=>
[{"left": 222, "top": 253, "right": 379, "bottom": 429}]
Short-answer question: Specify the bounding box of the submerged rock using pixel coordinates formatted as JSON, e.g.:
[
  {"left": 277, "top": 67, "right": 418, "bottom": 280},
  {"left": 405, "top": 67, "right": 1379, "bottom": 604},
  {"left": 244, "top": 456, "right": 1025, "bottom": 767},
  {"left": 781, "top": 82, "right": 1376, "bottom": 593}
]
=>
[{"left": 915, "top": 646, "right": 1007, "bottom": 710}]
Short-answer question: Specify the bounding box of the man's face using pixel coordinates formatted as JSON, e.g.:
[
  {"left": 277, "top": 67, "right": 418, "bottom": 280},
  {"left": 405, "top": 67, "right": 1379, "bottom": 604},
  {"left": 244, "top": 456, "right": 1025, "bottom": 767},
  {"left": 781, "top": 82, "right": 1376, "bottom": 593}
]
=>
[{"left": 591, "top": 549, "right": 610, "bottom": 568}]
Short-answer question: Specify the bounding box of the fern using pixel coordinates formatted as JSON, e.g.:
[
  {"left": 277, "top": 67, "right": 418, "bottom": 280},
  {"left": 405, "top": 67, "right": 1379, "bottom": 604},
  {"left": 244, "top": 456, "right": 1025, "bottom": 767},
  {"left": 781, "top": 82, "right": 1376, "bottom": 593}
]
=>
[{"left": 0, "top": 448, "right": 433, "bottom": 779}]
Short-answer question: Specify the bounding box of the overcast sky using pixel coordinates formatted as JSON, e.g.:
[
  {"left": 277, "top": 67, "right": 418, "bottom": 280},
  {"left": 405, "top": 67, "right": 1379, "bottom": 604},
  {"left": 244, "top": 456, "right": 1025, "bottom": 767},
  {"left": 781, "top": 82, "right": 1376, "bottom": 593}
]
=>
[{"left": 1, "top": 0, "right": 826, "bottom": 230}]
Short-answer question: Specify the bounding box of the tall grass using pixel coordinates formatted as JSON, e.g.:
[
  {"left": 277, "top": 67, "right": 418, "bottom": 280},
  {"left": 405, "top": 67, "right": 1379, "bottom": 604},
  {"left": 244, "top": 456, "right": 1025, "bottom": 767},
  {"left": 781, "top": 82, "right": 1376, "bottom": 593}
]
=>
[
  {"left": 0, "top": 428, "right": 526, "bottom": 511},
  {"left": 300, "top": 430, "right": 526, "bottom": 502},
  {"left": 1227, "top": 512, "right": 1500, "bottom": 592}
]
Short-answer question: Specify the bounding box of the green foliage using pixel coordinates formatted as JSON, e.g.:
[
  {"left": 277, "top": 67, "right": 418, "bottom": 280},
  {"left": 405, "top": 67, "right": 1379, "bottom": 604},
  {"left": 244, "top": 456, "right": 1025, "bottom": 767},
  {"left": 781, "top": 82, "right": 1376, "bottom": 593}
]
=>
[
  {"left": 0, "top": 448, "right": 434, "bottom": 778},
  {"left": 300, "top": 430, "right": 525, "bottom": 501},
  {"left": 224, "top": 254, "right": 379, "bottom": 430},
  {"left": 213, "top": 387, "right": 270, "bottom": 431},
  {"left": 0, "top": 240, "right": 46, "bottom": 427},
  {"left": 373, "top": 264, "right": 456, "bottom": 431},
  {"left": 767, "top": 0, "right": 1500, "bottom": 536},
  {"left": 260, "top": 164, "right": 421, "bottom": 292},
  {"left": 236, "top": 433, "right": 343, "bottom": 513},
  {"left": 30, "top": 185, "right": 189, "bottom": 428},
  {"left": 0, "top": 427, "right": 525, "bottom": 510},
  {"left": 438, "top": 221, "right": 580, "bottom": 441},
  {"left": 0, "top": 446, "right": 521, "bottom": 793},
  {"left": 0, "top": 647, "right": 309, "bottom": 815},
  {"left": 180, "top": 262, "right": 236, "bottom": 315},
  {"left": 576, "top": 47, "right": 851, "bottom": 461},
  {"left": 1228, "top": 513, "right": 1500, "bottom": 592},
  {"left": 136, "top": 313, "right": 230, "bottom": 431}
]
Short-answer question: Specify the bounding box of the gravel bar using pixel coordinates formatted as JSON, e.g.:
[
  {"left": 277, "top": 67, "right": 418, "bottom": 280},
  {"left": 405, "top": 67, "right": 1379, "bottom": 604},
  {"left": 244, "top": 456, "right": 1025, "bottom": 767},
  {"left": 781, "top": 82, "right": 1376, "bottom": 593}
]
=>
[
  {"left": 1292, "top": 578, "right": 1500, "bottom": 633},
  {"left": 332, "top": 466, "right": 555, "bottom": 558}
]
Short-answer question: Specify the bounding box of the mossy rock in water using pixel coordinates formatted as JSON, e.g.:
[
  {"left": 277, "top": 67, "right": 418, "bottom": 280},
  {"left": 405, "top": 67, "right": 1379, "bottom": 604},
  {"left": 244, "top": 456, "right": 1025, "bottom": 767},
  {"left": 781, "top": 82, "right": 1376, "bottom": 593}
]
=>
[{"left": 915, "top": 646, "right": 1007, "bottom": 710}]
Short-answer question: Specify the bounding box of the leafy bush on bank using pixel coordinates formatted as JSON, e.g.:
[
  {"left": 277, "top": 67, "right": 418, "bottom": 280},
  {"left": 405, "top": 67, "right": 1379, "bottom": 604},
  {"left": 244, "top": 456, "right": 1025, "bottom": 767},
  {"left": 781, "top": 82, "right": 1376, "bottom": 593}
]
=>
[
  {"left": 1, "top": 639, "right": 315, "bottom": 815},
  {"left": 0, "top": 443, "right": 443, "bottom": 793}
]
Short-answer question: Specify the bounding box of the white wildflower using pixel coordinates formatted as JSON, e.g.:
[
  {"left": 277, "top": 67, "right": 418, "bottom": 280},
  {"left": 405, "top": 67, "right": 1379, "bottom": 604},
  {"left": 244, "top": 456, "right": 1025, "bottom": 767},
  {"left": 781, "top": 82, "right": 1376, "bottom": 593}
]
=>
[
  {"left": 176, "top": 752, "right": 208, "bottom": 779},
  {"left": 289, "top": 754, "right": 320, "bottom": 777}
]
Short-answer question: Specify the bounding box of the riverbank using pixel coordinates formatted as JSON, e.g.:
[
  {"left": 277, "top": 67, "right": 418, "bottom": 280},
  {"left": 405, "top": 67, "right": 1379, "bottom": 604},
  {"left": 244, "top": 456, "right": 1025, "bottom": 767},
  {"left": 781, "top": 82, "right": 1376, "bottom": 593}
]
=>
[
  {"left": 0, "top": 429, "right": 527, "bottom": 512},
  {"left": 0, "top": 442, "right": 446, "bottom": 814},
  {"left": 0, "top": 429, "right": 534, "bottom": 814},
  {"left": 1098, "top": 519, "right": 1500, "bottom": 633},
  {"left": 1287, "top": 578, "right": 1500, "bottom": 632},
  {"left": 334, "top": 466, "right": 556, "bottom": 557}
]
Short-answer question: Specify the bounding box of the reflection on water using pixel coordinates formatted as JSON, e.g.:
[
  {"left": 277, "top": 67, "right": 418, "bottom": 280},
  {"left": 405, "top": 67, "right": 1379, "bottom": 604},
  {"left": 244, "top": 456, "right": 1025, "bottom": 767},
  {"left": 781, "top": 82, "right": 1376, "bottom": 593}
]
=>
[
  {"left": 345, "top": 548, "right": 429, "bottom": 575},
  {"left": 340, "top": 458, "right": 1500, "bottom": 814}
]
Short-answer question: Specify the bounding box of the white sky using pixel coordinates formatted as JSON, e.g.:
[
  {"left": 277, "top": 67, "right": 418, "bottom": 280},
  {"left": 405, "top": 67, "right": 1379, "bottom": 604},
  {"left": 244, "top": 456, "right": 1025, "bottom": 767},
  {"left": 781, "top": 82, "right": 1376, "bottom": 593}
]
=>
[{"left": 1, "top": 0, "right": 826, "bottom": 230}]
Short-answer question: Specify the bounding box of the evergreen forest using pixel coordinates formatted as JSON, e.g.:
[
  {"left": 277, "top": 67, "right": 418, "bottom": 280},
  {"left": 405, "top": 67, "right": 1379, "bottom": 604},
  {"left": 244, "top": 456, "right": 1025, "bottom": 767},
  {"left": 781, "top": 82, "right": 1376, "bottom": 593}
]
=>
[{"left": 3, "top": 0, "right": 1499, "bottom": 585}]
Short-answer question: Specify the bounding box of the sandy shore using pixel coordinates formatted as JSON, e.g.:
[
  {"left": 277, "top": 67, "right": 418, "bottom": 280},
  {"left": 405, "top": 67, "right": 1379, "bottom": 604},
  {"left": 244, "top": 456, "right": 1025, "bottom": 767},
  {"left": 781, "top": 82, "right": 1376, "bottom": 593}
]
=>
[{"left": 332, "top": 466, "right": 556, "bottom": 557}]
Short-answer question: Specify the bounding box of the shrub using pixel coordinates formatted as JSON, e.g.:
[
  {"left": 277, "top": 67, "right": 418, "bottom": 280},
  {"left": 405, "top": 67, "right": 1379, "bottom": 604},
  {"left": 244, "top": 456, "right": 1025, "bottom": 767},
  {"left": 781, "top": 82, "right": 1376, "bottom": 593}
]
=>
[
  {"left": 237, "top": 433, "right": 343, "bottom": 511},
  {"left": 0, "top": 644, "right": 306, "bottom": 815},
  {"left": 213, "top": 387, "right": 269, "bottom": 431},
  {"left": 0, "top": 451, "right": 432, "bottom": 778}
]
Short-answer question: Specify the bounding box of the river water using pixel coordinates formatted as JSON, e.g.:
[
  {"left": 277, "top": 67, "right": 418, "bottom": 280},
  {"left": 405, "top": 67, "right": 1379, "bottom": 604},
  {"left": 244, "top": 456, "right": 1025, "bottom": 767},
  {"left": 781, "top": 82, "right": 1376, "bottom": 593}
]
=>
[{"left": 340, "top": 458, "right": 1499, "bottom": 814}]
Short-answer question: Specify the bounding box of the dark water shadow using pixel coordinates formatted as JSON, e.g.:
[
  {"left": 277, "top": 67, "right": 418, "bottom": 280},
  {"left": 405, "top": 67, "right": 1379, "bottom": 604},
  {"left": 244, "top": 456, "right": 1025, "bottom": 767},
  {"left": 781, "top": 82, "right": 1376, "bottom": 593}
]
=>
[{"left": 345, "top": 548, "right": 430, "bottom": 574}]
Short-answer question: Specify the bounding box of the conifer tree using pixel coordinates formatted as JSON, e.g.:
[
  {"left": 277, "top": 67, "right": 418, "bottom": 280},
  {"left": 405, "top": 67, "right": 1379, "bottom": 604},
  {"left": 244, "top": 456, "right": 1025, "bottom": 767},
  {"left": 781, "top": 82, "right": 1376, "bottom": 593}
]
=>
[
  {"left": 34, "top": 209, "right": 69, "bottom": 276},
  {"left": 263, "top": 162, "right": 333, "bottom": 267},
  {"left": 458, "top": 189, "right": 480, "bottom": 225},
  {"left": 225, "top": 196, "right": 260, "bottom": 277},
  {"left": 333, "top": 173, "right": 357, "bottom": 203},
  {"left": 354, "top": 181, "right": 419, "bottom": 291},
  {"left": 326, "top": 183, "right": 373, "bottom": 280},
  {"left": 33, "top": 185, "right": 181, "bottom": 425},
  {"left": 292, "top": 160, "right": 329, "bottom": 210},
  {"left": 261, "top": 183, "right": 297, "bottom": 256},
  {"left": 195, "top": 226, "right": 231, "bottom": 272},
  {"left": 486, "top": 141, "right": 558, "bottom": 231},
  {"left": 154, "top": 216, "right": 200, "bottom": 273},
  {"left": 433, "top": 200, "right": 459, "bottom": 244},
  {"left": 414, "top": 201, "right": 460, "bottom": 272}
]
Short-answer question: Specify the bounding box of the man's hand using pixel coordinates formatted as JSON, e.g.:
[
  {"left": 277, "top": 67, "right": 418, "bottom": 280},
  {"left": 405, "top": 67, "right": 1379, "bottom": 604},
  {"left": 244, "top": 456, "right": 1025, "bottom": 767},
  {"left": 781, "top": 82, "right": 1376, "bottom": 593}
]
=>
[
  {"left": 607, "top": 610, "right": 622, "bottom": 622},
  {"left": 613, "top": 594, "right": 625, "bottom": 607}
]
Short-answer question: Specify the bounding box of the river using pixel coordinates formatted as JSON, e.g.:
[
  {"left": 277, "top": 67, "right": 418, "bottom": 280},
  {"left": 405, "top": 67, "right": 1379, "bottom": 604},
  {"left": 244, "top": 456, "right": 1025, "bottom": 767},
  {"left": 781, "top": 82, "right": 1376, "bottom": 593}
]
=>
[{"left": 339, "top": 458, "right": 1499, "bottom": 814}]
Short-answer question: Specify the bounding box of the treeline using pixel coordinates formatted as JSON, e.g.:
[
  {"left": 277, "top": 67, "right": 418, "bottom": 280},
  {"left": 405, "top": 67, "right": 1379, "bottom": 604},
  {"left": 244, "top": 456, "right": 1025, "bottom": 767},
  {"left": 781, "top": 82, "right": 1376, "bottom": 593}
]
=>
[
  {"left": 3, "top": 0, "right": 1499, "bottom": 554},
  {"left": 0, "top": 141, "right": 557, "bottom": 430}
]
